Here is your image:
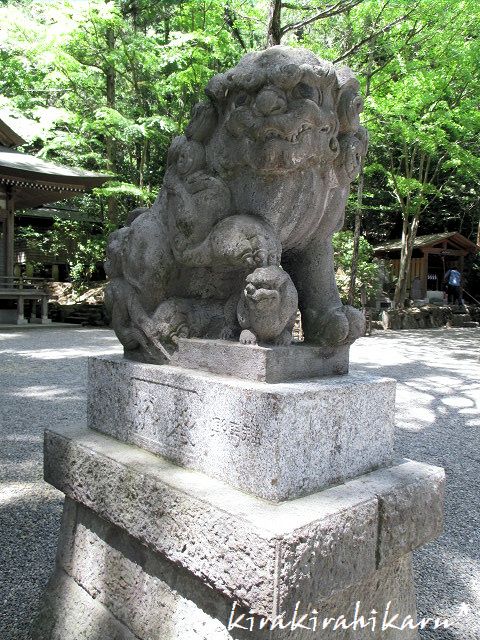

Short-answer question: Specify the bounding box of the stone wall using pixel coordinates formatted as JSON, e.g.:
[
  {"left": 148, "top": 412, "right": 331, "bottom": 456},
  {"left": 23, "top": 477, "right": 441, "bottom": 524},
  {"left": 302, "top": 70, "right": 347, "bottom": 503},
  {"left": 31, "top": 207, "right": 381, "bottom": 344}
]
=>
[{"left": 380, "top": 305, "right": 480, "bottom": 330}]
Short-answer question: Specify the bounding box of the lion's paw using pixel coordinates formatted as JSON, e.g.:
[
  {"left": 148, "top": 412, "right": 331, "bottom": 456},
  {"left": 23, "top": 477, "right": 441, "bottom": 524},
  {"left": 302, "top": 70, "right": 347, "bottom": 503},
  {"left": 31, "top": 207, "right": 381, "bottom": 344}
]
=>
[
  {"left": 239, "top": 329, "right": 258, "bottom": 345},
  {"left": 274, "top": 327, "right": 293, "bottom": 346},
  {"left": 304, "top": 305, "right": 365, "bottom": 346},
  {"left": 342, "top": 305, "right": 366, "bottom": 343},
  {"left": 210, "top": 215, "right": 281, "bottom": 270}
]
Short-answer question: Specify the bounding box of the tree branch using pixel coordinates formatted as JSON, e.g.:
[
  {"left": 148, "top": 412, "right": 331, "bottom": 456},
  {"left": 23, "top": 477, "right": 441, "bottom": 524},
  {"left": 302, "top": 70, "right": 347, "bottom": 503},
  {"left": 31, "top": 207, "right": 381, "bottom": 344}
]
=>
[
  {"left": 224, "top": 5, "right": 247, "bottom": 51},
  {"left": 334, "top": 5, "right": 419, "bottom": 64},
  {"left": 363, "top": 21, "right": 430, "bottom": 81},
  {"left": 280, "top": 0, "right": 363, "bottom": 37},
  {"left": 418, "top": 155, "right": 448, "bottom": 215},
  {"left": 388, "top": 151, "right": 406, "bottom": 214}
]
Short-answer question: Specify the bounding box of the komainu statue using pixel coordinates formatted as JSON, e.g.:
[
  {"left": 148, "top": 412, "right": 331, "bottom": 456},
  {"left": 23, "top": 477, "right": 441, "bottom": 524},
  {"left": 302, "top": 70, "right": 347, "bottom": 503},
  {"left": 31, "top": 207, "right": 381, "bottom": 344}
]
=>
[{"left": 105, "top": 46, "right": 368, "bottom": 362}]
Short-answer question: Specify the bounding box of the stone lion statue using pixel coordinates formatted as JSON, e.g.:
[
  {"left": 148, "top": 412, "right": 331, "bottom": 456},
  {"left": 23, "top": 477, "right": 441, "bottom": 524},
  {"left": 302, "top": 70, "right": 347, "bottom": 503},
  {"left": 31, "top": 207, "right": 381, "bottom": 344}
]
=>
[{"left": 105, "top": 46, "right": 368, "bottom": 362}]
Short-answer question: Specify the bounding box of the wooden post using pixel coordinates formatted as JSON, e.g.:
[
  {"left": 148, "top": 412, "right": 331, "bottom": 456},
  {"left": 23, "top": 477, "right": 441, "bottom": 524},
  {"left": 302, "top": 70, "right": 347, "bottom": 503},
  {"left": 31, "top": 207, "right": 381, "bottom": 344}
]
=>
[
  {"left": 5, "top": 189, "right": 14, "bottom": 279},
  {"left": 421, "top": 250, "right": 429, "bottom": 298}
]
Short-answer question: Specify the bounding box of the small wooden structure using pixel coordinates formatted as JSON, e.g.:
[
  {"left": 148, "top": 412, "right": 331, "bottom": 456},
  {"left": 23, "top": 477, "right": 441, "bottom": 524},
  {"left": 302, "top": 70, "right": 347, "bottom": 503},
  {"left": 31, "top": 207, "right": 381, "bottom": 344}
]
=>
[
  {"left": 0, "top": 115, "right": 111, "bottom": 323},
  {"left": 0, "top": 276, "right": 50, "bottom": 324},
  {"left": 374, "top": 232, "right": 480, "bottom": 300}
]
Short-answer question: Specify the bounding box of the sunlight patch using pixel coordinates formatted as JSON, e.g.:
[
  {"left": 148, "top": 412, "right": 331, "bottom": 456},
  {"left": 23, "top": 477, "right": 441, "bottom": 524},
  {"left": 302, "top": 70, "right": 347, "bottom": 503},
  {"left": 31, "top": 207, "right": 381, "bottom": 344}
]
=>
[
  {"left": 399, "top": 405, "right": 436, "bottom": 424},
  {"left": 15, "top": 347, "right": 121, "bottom": 360},
  {"left": 442, "top": 396, "right": 475, "bottom": 409},
  {"left": 9, "top": 385, "right": 78, "bottom": 399},
  {"left": 0, "top": 482, "right": 37, "bottom": 505}
]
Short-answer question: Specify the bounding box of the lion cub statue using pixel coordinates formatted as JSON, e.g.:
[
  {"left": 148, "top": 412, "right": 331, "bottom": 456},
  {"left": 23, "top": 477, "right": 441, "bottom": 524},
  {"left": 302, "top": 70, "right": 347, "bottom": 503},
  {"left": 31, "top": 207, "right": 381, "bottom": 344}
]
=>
[{"left": 105, "top": 46, "right": 368, "bottom": 362}]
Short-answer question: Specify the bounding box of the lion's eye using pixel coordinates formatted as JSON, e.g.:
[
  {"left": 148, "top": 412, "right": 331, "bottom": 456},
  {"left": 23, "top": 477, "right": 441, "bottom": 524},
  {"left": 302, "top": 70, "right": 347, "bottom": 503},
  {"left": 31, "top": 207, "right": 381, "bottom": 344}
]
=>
[
  {"left": 235, "top": 93, "right": 249, "bottom": 107},
  {"left": 292, "top": 82, "right": 319, "bottom": 102}
]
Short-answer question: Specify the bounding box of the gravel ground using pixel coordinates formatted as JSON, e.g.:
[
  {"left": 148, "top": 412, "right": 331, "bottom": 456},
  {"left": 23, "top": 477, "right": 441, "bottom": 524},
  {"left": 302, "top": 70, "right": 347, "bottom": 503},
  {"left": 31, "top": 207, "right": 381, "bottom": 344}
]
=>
[
  {"left": 351, "top": 328, "right": 480, "bottom": 640},
  {"left": 0, "top": 325, "right": 479, "bottom": 639}
]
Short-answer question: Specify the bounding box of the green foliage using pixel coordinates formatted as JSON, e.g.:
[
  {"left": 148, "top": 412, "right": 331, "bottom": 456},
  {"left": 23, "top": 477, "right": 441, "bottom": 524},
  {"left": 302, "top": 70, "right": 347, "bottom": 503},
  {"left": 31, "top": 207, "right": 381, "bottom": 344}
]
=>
[
  {"left": 1, "top": 0, "right": 479, "bottom": 296},
  {"left": 16, "top": 219, "right": 106, "bottom": 285},
  {"left": 48, "top": 219, "right": 107, "bottom": 285},
  {"left": 0, "top": 0, "right": 255, "bottom": 282},
  {"left": 332, "top": 231, "right": 379, "bottom": 306},
  {"left": 296, "top": 0, "right": 480, "bottom": 246}
]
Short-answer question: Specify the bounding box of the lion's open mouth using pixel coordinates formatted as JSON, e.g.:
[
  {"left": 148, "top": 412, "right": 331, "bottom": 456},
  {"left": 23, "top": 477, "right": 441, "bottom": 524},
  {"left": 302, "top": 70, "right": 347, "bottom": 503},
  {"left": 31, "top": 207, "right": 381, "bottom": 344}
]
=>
[{"left": 260, "top": 123, "right": 312, "bottom": 143}]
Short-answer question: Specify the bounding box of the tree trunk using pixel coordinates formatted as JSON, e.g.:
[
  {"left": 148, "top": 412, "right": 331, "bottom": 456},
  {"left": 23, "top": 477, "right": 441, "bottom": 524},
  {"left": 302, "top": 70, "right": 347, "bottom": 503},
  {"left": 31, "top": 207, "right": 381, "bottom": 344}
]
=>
[
  {"left": 348, "top": 45, "right": 373, "bottom": 306},
  {"left": 393, "top": 213, "right": 420, "bottom": 308},
  {"left": 105, "top": 23, "right": 117, "bottom": 224},
  {"left": 392, "top": 150, "right": 431, "bottom": 309},
  {"left": 266, "top": 0, "right": 282, "bottom": 46},
  {"left": 348, "top": 168, "right": 364, "bottom": 306},
  {"left": 139, "top": 140, "right": 148, "bottom": 190},
  {"left": 164, "top": 15, "right": 170, "bottom": 43},
  {"left": 393, "top": 239, "right": 411, "bottom": 308}
]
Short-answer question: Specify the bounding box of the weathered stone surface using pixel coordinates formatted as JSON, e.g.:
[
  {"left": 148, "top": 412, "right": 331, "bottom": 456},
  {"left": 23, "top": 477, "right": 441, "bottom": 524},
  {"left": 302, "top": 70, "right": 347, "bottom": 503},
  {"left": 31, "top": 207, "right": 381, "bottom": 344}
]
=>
[
  {"left": 34, "top": 568, "right": 138, "bottom": 640},
  {"left": 31, "top": 569, "right": 138, "bottom": 640},
  {"left": 104, "top": 46, "right": 368, "bottom": 363},
  {"left": 380, "top": 306, "right": 456, "bottom": 331},
  {"left": 171, "top": 337, "right": 350, "bottom": 382},
  {"left": 354, "top": 459, "right": 445, "bottom": 567},
  {"left": 35, "top": 497, "right": 419, "bottom": 640},
  {"left": 37, "top": 500, "right": 238, "bottom": 640},
  {"left": 87, "top": 355, "right": 396, "bottom": 500},
  {"left": 315, "top": 553, "right": 418, "bottom": 640},
  {"left": 44, "top": 424, "right": 444, "bottom": 618}
]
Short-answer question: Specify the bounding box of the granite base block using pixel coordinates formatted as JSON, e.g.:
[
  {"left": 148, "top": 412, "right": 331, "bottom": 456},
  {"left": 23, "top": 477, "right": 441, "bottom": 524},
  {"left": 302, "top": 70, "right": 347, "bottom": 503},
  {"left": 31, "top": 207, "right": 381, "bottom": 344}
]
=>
[
  {"left": 87, "top": 356, "right": 396, "bottom": 501},
  {"left": 170, "top": 338, "right": 350, "bottom": 382},
  {"left": 43, "top": 425, "right": 444, "bottom": 619},
  {"left": 35, "top": 498, "right": 419, "bottom": 640}
]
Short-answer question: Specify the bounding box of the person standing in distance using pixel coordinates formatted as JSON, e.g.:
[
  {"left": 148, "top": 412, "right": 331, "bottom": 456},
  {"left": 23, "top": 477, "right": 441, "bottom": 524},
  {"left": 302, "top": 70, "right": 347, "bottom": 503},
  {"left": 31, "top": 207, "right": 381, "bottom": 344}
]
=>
[{"left": 443, "top": 264, "right": 463, "bottom": 306}]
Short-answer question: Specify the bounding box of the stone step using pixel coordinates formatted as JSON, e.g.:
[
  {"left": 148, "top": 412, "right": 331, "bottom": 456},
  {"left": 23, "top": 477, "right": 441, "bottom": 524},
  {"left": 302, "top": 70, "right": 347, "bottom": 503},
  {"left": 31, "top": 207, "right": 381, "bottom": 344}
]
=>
[{"left": 447, "top": 315, "right": 477, "bottom": 328}]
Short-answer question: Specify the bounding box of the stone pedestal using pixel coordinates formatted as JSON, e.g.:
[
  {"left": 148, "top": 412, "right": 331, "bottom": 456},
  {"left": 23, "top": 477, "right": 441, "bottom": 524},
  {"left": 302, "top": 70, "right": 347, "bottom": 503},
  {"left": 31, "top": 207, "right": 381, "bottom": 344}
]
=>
[
  {"left": 35, "top": 342, "right": 444, "bottom": 639},
  {"left": 87, "top": 354, "right": 395, "bottom": 501}
]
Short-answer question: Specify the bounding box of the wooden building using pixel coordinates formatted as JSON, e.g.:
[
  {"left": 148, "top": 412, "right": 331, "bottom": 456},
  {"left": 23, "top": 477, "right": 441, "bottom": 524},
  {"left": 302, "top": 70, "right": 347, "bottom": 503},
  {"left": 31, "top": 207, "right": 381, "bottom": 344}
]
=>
[
  {"left": 0, "top": 115, "right": 111, "bottom": 323},
  {"left": 374, "top": 232, "right": 480, "bottom": 300}
]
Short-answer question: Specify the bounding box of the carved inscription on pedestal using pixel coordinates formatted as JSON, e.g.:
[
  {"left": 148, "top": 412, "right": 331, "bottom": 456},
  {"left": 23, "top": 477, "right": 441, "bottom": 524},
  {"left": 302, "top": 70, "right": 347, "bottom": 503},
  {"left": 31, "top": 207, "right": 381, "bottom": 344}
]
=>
[
  {"left": 130, "top": 378, "right": 197, "bottom": 457},
  {"left": 211, "top": 416, "right": 262, "bottom": 447},
  {"left": 128, "top": 377, "right": 263, "bottom": 463}
]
